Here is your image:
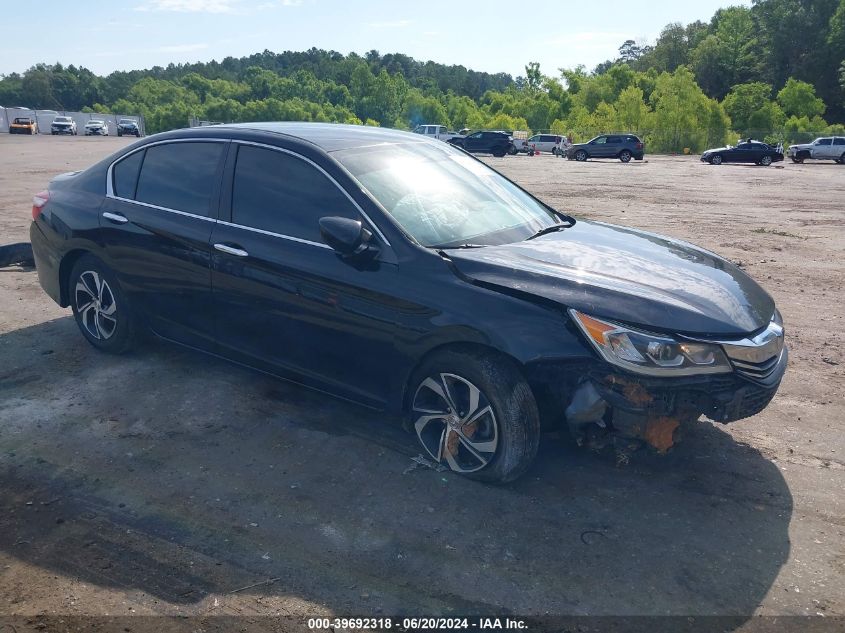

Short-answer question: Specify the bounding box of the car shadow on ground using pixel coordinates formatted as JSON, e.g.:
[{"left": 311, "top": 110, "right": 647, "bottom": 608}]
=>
[{"left": 0, "top": 317, "right": 792, "bottom": 624}]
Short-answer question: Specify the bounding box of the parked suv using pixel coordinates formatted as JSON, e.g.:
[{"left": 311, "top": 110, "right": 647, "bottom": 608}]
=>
[
  {"left": 567, "top": 134, "right": 644, "bottom": 162},
  {"left": 28, "top": 123, "right": 786, "bottom": 483},
  {"left": 787, "top": 137, "right": 845, "bottom": 164},
  {"left": 84, "top": 120, "right": 110, "bottom": 136},
  {"left": 51, "top": 116, "right": 78, "bottom": 135},
  {"left": 448, "top": 130, "right": 513, "bottom": 157},
  {"left": 117, "top": 119, "right": 141, "bottom": 137}
]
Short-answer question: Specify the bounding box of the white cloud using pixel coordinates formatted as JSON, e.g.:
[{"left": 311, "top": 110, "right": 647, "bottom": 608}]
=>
[
  {"left": 135, "top": 0, "right": 243, "bottom": 13},
  {"left": 366, "top": 19, "right": 412, "bottom": 29}
]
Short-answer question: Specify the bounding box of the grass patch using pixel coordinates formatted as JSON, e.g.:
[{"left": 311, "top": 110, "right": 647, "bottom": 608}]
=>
[{"left": 752, "top": 227, "right": 805, "bottom": 239}]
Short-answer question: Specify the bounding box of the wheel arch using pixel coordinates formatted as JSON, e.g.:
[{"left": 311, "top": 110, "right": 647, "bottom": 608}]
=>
[
  {"left": 58, "top": 249, "right": 92, "bottom": 307},
  {"left": 399, "top": 341, "right": 530, "bottom": 414}
]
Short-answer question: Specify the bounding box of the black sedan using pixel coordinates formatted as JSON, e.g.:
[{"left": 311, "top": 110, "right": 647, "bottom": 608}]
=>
[
  {"left": 701, "top": 140, "right": 784, "bottom": 166},
  {"left": 447, "top": 130, "right": 513, "bottom": 157},
  {"left": 30, "top": 123, "right": 787, "bottom": 482}
]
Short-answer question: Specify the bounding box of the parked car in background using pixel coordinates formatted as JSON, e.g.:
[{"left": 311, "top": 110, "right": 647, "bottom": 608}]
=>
[
  {"left": 117, "top": 119, "right": 141, "bottom": 137},
  {"left": 51, "top": 116, "right": 78, "bottom": 136},
  {"left": 412, "top": 124, "right": 464, "bottom": 143},
  {"left": 448, "top": 130, "right": 513, "bottom": 157},
  {"left": 567, "top": 134, "right": 644, "bottom": 162},
  {"left": 28, "top": 123, "right": 787, "bottom": 483},
  {"left": 10, "top": 117, "right": 38, "bottom": 134},
  {"left": 787, "top": 137, "right": 845, "bottom": 164},
  {"left": 84, "top": 120, "right": 110, "bottom": 136},
  {"left": 526, "top": 134, "right": 563, "bottom": 155},
  {"left": 701, "top": 139, "right": 784, "bottom": 166}
]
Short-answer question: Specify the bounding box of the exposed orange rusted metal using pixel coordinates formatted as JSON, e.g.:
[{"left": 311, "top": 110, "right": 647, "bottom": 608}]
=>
[{"left": 642, "top": 416, "right": 681, "bottom": 452}]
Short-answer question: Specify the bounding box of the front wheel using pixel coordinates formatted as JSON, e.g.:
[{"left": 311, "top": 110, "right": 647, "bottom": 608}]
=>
[
  {"left": 408, "top": 349, "right": 540, "bottom": 483},
  {"left": 70, "top": 255, "right": 138, "bottom": 354},
  {"left": 710, "top": 154, "right": 723, "bottom": 165},
  {"left": 575, "top": 149, "right": 588, "bottom": 162},
  {"left": 791, "top": 156, "right": 803, "bottom": 164},
  {"left": 619, "top": 149, "right": 632, "bottom": 163},
  {"left": 760, "top": 155, "right": 773, "bottom": 166}
]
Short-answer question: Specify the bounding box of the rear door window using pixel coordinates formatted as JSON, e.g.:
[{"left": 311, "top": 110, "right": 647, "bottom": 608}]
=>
[
  {"left": 833, "top": 138, "right": 845, "bottom": 146},
  {"left": 135, "top": 142, "right": 224, "bottom": 217},
  {"left": 231, "top": 145, "right": 359, "bottom": 243},
  {"left": 113, "top": 150, "right": 145, "bottom": 199}
]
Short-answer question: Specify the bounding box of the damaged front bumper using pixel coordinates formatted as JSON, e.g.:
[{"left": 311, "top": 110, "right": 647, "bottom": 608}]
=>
[{"left": 538, "top": 345, "right": 788, "bottom": 453}]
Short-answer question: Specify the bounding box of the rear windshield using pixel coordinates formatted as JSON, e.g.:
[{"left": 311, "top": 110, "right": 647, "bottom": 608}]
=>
[
  {"left": 13, "top": 118, "right": 31, "bottom": 124},
  {"left": 55, "top": 117, "right": 71, "bottom": 122}
]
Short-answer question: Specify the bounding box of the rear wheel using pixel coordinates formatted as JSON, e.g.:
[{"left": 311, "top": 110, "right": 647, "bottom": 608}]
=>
[
  {"left": 408, "top": 349, "right": 540, "bottom": 483},
  {"left": 760, "top": 155, "right": 773, "bottom": 166},
  {"left": 839, "top": 153, "right": 845, "bottom": 164},
  {"left": 70, "top": 255, "right": 138, "bottom": 354},
  {"left": 619, "top": 149, "right": 632, "bottom": 163},
  {"left": 711, "top": 154, "right": 723, "bottom": 165},
  {"left": 575, "top": 149, "right": 588, "bottom": 162}
]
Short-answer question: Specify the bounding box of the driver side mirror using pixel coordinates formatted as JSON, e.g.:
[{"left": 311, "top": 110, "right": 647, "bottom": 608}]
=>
[{"left": 319, "top": 216, "right": 378, "bottom": 260}]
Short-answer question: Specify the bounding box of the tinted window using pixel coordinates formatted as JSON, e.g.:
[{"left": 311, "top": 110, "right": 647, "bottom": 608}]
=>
[
  {"left": 815, "top": 138, "right": 832, "bottom": 145},
  {"left": 834, "top": 138, "right": 845, "bottom": 146},
  {"left": 135, "top": 142, "right": 224, "bottom": 216},
  {"left": 231, "top": 145, "right": 358, "bottom": 242},
  {"left": 593, "top": 137, "right": 607, "bottom": 144},
  {"left": 607, "top": 136, "right": 623, "bottom": 144},
  {"left": 113, "top": 150, "right": 144, "bottom": 199}
]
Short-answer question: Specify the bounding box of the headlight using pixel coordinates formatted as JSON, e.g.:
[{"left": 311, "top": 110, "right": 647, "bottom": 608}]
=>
[{"left": 570, "top": 310, "right": 732, "bottom": 376}]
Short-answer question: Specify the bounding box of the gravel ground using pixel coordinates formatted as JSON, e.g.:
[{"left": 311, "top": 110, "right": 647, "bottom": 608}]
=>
[{"left": 0, "top": 135, "right": 843, "bottom": 629}]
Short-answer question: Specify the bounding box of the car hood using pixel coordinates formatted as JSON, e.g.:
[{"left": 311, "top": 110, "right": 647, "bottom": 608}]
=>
[
  {"left": 702, "top": 146, "right": 731, "bottom": 154},
  {"left": 446, "top": 220, "right": 774, "bottom": 337},
  {"left": 86, "top": 122, "right": 104, "bottom": 127},
  {"left": 788, "top": 143, "right": 811, "bottom": 150}
]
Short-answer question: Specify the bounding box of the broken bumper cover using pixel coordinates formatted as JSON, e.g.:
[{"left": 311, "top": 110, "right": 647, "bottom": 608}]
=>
[{"left": 554, "top": 345, "right": 787, "bottom": 451}]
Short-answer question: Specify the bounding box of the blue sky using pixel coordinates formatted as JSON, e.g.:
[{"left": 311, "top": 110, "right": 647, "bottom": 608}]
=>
[{"left": 0, "top": 0, "right": 752, "bottom": 78}]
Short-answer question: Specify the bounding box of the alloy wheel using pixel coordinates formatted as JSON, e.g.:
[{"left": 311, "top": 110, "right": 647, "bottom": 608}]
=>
[
  {"left": 760, "top": 155, "right": 772, "bottom": 166},
  {"left": 412, "top": 372, "right": 499, "bottom": 473},
  {"left": 75, "top": 270, "right": 118, "bottom": 340},
  {"left": 576, "top": 150, "right": 587, "bottom": 162},
  {"left": 711, "top": 155, "right": 722, "bottom": 165}
]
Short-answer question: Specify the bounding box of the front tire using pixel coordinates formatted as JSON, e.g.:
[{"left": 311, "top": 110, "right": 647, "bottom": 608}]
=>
[
  {"left": 408, "top": 349, "right": 540, "bottom": 483},
  {"left": 619, "top": 149, "right": 632, "bottom": 163},
  {"left": 575, "top": 149, "right": 588, "bottom": 162},
  {"left": 70, "top": 255, "right": 137, "bottom": 354},
  {"left": 711, "top": 154, "right": 723, "bottom": 165}
]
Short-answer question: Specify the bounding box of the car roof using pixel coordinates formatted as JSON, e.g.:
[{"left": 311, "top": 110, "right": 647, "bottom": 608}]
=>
[{"left": 216, "top": 122, "right": 427, "bottom": 152}]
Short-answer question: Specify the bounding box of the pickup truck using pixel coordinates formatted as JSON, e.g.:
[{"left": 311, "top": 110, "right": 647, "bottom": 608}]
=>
[
  {"left": 412, "top": 124, "right": 464, "bottom": 143},
  {"left": 787, "top": 137, "right": 845, "bottom": 164}
]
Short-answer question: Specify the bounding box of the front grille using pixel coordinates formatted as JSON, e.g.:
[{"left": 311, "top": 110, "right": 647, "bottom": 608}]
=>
[{"left": 730, "top": 353, "right": 781, "bottom": 379}]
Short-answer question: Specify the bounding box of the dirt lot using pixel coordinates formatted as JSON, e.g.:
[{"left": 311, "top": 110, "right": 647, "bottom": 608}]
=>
[{"left": 0, "top": 135, "right": 843, "bottom": 630}]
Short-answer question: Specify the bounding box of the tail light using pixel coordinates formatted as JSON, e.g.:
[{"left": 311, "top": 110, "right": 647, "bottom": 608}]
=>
[
  {"left": 636, "top": 142, "right": 643, "bottom": 150},
  {"left": 32, "top": 190, "right": 49, "bottom": 221}
]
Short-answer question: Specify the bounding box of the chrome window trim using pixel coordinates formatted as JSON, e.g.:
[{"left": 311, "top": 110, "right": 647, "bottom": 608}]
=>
[
  {"left": 104, "top": 136, "right": 392, "bottom": 252},
  {"left": 217, "top": 219, "right": 331, "bottom": 250},
  {"left": 110, "top": 196, "right": 217, "bottom": 223},
  {"left": 231, "top": 140, "right": 391, "bottom": 247}
]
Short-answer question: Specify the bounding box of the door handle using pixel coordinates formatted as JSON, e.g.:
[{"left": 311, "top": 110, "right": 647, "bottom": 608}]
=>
[
  {"left": 102, "top": 211, "right": 128, "bottom": 224},
  {"left": 214, "top": 243, "right": 249, "bottom": 257}
]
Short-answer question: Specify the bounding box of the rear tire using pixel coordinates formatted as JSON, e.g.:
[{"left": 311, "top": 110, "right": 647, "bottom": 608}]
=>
[
  {"left": 408, "top": 349, "right": 540, "bottom": 483},
  {"left": 69, "top": 255, "right": 138, "bottom": 354},
  {"left": 760, "top": 155, "right": 773, "bottom": 166},
  {"left": 619, "top": 149, "right": 632, "bottom": 163},
  {"left": 839, "top": 153, "right": 845, "bottom": 164}
]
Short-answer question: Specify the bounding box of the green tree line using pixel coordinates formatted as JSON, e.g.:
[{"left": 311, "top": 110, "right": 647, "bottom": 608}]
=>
[{"left": 1, "top": 0, "right": 843, "bottom": 152}]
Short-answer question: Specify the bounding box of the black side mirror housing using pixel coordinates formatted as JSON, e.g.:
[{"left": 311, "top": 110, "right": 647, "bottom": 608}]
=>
[{"left": 319, "top": 216, "right": 378, "bottom": 260}]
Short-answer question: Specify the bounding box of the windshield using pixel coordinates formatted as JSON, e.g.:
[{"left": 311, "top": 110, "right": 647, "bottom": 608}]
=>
[
  {"left": 88, "top": 120, "right": 104, "bottom": 124},
  {"left": 334, "top": 141, "right": 560, "bottom": 248},
  {"left": 55, "top": 117, "right": 71, "bottom": 122},
  {"left": 120, "top": 119, "right": 135, "bottom": 124}
]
